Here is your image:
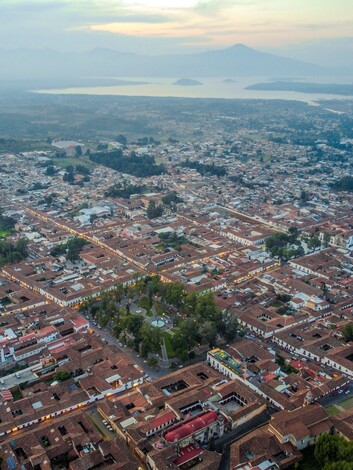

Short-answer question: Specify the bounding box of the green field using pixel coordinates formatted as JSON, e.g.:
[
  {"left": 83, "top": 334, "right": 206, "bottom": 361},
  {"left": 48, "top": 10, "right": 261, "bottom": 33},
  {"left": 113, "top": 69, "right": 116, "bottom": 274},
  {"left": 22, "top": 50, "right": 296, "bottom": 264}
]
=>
[
  {"left": 326, "top": 405, "right": 341, "bottom": 416},
  {"left": 53, "top": 155, "right": 96, "bottom": 170},
  {"left": 325, "top": 396, "right": 353, "bottom": 416}
]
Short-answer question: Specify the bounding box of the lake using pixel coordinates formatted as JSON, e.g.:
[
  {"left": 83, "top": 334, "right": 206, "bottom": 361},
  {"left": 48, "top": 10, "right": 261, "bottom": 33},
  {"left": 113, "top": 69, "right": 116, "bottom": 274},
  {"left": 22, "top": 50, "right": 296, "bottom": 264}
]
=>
[{"left": 35, "top": 76, "right": 353, "bottom": 105}]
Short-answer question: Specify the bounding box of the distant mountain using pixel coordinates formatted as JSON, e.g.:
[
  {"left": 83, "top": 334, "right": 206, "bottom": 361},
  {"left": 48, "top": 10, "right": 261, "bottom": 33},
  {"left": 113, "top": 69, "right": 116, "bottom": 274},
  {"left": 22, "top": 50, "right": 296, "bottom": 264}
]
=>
[{"left": 0, "top": 44, "right": 335, "bottom": 86}]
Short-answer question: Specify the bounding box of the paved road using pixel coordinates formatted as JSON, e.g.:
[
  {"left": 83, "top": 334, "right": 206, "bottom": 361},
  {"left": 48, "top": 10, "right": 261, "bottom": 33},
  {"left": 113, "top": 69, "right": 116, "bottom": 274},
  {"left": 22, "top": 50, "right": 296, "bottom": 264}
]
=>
[
  {"left": 87, "top": 409, "right": 115, "bottom": 440},
  {"left": 319, "top": 381, "right": 353, "bottom": 408}
]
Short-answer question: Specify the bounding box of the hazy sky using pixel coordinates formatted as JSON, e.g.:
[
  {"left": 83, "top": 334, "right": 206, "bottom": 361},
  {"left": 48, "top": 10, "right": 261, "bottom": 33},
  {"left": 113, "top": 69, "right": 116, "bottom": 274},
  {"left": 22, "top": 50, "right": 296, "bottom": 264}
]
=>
[{"left": 2, "top": 0, "right": 353, "bottom": 64}]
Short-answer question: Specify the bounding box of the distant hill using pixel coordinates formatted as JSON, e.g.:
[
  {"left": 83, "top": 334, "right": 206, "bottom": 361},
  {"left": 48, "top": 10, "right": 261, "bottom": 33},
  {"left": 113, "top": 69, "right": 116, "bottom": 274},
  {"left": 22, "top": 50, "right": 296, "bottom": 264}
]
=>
[
  {"left": 173, "top": 78, "right": 202, "bottom": 86},
  {"left": 0, "top": 43, "right": 334, "bottom": 86}
]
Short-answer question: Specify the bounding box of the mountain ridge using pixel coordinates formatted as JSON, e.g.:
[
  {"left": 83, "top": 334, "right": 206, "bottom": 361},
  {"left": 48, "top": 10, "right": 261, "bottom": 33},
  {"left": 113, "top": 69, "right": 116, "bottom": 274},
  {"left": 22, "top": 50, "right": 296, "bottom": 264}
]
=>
[{"left": 0, "top": 43, "right": 341, "bottom": 84}]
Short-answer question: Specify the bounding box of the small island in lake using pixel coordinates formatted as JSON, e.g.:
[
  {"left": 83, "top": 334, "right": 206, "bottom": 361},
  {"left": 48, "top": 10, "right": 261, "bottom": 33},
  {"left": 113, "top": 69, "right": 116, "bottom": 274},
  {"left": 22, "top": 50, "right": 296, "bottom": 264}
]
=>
[
  {"left": 173, "top": 78, "right": 203, "bottom": 86},
  {"left": 223, "top": 78, "right": 236, "bottom": 83}
]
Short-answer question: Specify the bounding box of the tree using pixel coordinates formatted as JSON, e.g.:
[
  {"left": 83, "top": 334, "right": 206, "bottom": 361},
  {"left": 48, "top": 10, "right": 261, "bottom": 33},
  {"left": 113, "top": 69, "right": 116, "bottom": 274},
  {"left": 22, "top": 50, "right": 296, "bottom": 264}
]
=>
[
  {"left": 116, "top": 134, "right": 127, "bottom": 145},
  {"left": 171, "top": 331, "right": 189, "bottom": 360},
  {"left": 50, "top": 237, "right": 87, "bottom": 262},
  {"left": 199, "top": 321, "right": 218, "bottom": 347},
  {"left": 343, "top": 324, "right": 353, "bottom": 342},
  {"left": 0, "top": 211, "right": 16, "bottom": 232},
  {"left": 75, "top": 145, "right": 82, "bottom": 156},
  {"left": 277, "top": 293, "right": 292, "bottom": 303},
  {"left": 265, "top": 233, "right": 290, "bottom": 258},
  {"left": 221, "top": 312, "right": 238, "bottom": 343},
  {"left": 0, "top": 238, "right": 28, "bottom": 267},
  {"left": 140, "top": 323, "right": 162, "bottom": 357},
  {"left": 181, "top": 160, "right": 226, "bottom": 177},
  {"left": 162, "top": 283, "right": 185, "bottom": 309},
  {"left": 314, "top": 434, "right": 342, "bottom": 466},
  {"left": 53, "top": 370, "right": 71, "bottom": 382},
  {"left": 300, "top": 190, "right": 308, "bottom": 203},
  {"left": 331, "top": 176, "right": 353, "bottom": 192},
  {"left": 324, "top": 463, "right": 353, "bottom": 470},
  {"left": 147, "top": 357, "right": 158, "bottom": 368},
  {"left": 113, "top": 284, "right": 124, "bottom": 303},
  {"left": 162, "top": 192, "right": 183, "bottom": 206},
  {"left": 63, "top": 171, "right": 75, "bottom": 184},
  {"left": 323, "top": 232, "right": 331, "bottom": 247},
  {"left": 125, "top": 314, "right": 144, "bottom": 340},
  {"left": 45, "top": 165, "right": 56, "bottom": 176},
  {"left": 147, "top": 200, "right": 164, "bottom": 219},
  {"left": 178, "top": 318, "right": 200, "bottom": 348},
  {"left": 288, "top": 226, "right": 299, "bottom": 243},
  {"left": 89, "top": 148, "right": 165, "bottom": 177},
  {"left": 148, "top": 286, "right": 153, "bottom": 309},
  {"left": 307, "top": 236, "right": 321, "bottom": 251}
]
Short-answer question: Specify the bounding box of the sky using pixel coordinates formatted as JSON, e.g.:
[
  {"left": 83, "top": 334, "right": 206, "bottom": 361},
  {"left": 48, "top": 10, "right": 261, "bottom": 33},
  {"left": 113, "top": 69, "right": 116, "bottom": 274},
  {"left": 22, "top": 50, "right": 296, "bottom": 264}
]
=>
[{"left": 1, "top": 0, "right": 353, "bottom": 65}]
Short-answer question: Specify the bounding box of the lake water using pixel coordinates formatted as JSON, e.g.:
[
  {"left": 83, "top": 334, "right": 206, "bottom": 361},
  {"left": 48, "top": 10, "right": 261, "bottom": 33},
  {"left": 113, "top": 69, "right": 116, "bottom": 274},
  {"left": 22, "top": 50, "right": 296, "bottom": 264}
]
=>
[{"left": 36, "top": 76, "right": 353, "bottom": 105}]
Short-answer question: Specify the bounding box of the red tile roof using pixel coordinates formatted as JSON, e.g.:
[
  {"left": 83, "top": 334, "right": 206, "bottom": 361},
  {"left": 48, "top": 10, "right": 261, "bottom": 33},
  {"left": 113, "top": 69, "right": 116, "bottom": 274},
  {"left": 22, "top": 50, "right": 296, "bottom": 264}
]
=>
[
  {"left": 148, "top": 411, "right": 176, "bottom": 431},
  {"left": 164, "top": 411, "right": 218, "bottom": 443},
  {"left": 174, "top": 445, "right": 203, "bottom": 466}
]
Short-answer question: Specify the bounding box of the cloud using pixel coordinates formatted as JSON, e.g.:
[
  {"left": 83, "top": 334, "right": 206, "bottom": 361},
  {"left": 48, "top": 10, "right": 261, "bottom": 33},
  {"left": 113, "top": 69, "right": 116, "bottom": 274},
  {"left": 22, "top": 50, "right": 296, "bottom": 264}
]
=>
[{"left": 0, "top": 0, "right": 353, "bottom": 62}]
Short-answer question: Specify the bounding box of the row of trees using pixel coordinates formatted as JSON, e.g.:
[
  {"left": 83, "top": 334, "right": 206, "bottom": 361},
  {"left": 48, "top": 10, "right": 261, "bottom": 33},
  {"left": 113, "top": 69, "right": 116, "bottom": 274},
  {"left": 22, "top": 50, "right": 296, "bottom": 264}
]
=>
[
  {"left": 181, "top": 160, "right": 227, "bottom": 177},
  {"left": 89, "top": 149, "right": 165, "bottom": 177}
]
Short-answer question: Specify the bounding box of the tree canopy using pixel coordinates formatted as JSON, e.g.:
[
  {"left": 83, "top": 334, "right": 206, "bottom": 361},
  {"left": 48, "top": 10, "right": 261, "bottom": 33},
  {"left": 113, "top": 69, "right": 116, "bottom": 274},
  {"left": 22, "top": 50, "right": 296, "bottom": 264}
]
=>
[
  {"left": 314, "top": 434, "right": 353, "bottom": 469},
  {"left": 331, "top": 176, "right": 353, "bottom": 192},
  {"left": 181, "top": 160, "right": 227, "bottom": 177},
  {"left": 89, "top": 149, "right": 165, "bottom": 177},
  {"left": 50, "top": 237, "right": 88, "bottom": 262},
  {"left": 0, "top": 238, "right": 28, "bottom": 267}
]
